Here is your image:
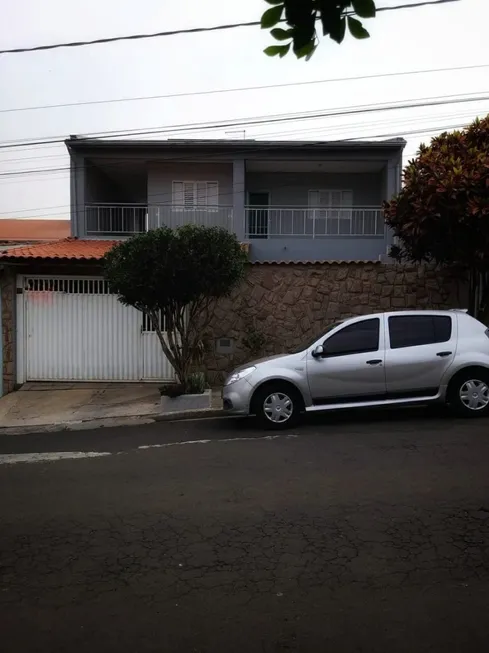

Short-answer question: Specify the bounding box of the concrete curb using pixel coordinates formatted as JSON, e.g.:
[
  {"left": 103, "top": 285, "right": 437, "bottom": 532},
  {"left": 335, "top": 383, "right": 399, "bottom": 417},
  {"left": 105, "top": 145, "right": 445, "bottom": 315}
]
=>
[
  {"left": 0, "top": 408, "right": 226, "bottom": 436},
  {"left": 155, "top": 408, "right": 225, "bottom": 422}
]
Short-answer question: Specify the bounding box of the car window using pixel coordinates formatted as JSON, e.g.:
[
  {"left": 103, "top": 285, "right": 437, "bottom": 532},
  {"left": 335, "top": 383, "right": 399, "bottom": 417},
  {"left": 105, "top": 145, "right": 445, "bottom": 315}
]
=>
[
  {"left": 322, "top": 318, "right": 380, "bottom": 357},
  {"left": 293, "top": 321, "right": 343, "bottom": 354},
  {"left": 388, "top": 315, "right": 452, "bottom": 349}
]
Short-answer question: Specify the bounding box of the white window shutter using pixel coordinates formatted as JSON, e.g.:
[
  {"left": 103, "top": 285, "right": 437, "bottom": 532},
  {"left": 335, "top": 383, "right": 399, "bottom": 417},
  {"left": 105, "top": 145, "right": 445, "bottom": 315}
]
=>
[
  {"left": 322, "top": 191, "right": 332, "bottom": 207},
  {"left": 207, "top": 182, "right": 219, "bottom": 207},
  {"left": 341, "top": 190, "right": 353, "bottom": 206},
  {"left": 196, "top": 182, "right": 207, "bottom": 206},
  {"left": 172, "top": 180, "right": 219, "bottom": 212},
  {"left": 331, "top": 191, "right": 342, "bottom": 207},
  {"left": 172, "top": 181, "right": 184, "bottom": 206},
  {"left": 184, "top": 182, "right": 195, "bottom": 207}
]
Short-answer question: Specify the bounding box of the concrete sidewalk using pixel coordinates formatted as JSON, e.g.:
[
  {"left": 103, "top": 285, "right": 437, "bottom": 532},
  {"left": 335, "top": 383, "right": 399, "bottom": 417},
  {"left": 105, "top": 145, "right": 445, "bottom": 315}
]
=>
[{"left": 0, "top": 383, "right": 223, "bottom": 435}]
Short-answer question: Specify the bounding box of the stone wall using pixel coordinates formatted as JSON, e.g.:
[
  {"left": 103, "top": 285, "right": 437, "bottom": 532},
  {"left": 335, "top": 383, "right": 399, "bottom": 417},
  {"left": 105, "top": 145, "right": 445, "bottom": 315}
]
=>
[
  {"left": 203, "top": 262, "right": 465, "bottom": 383},
  {"left": 1, "top": 271, "right": 16, "bottom": 394}
]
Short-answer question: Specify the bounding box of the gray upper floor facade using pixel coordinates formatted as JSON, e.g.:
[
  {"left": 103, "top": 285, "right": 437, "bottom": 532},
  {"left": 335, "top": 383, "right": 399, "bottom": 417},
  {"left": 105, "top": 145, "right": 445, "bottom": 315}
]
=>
[{"left": 66, "top": 137, "right": 405, "bottom": 262}]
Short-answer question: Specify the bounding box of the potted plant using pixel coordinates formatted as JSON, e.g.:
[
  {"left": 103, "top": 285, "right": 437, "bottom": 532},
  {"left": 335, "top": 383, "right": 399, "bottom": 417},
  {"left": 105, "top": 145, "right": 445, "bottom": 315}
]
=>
[{"left": 159, "top": 371, "right": 211, "bottom": 412}]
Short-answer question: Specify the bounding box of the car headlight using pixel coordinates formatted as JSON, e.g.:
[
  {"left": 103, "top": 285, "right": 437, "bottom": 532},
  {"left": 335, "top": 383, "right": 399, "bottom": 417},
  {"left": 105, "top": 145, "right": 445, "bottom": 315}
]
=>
[{"left": 225, "top": 366, "right": 256, "bottom": 386}]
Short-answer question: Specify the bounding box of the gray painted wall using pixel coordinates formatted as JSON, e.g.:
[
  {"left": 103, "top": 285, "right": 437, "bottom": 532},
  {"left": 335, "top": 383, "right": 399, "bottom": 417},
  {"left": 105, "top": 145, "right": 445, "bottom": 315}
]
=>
[
  {"left": 147, "top": 162, "right": 234, "bottom": 205},
  {"left": 246, "top": 171, "right": 383, "bottom": 206},
  {"left": 85, "top": 166, "right": 127, "bottom": 204},
  {"left": 147, "top": 162, "right": 234, "bottom": 230},
  {"left": 248, "top": 237, "right": 386, "bottom": 263},
  {"left": 245, "top": 171, "right": 384, "bottom": 257}
]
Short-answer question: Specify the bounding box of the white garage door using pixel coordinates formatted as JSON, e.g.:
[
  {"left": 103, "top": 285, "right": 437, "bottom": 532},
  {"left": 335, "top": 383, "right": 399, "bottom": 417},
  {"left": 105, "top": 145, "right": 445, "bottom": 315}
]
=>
[{"left": 18, "top": 276, "right": 175, "bottom": 382}]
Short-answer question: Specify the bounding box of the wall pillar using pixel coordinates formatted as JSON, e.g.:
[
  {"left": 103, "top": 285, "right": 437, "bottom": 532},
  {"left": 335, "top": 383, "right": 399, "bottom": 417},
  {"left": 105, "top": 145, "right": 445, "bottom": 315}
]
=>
[
  {"left": 71, "top": 153, "right": 86, "bottom": 237},
  {"left": 383, "top": 156, "right": 402, "bottom": 261},
  {"left": 232, "top": 159, "right": 246, "bottom": 242}
]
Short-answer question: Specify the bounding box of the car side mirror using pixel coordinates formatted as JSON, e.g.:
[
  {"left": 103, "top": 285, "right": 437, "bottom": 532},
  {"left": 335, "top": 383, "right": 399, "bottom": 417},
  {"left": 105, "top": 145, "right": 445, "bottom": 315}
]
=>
[{"left": 312, "top": 345, "right": 324, "bottom": 358}]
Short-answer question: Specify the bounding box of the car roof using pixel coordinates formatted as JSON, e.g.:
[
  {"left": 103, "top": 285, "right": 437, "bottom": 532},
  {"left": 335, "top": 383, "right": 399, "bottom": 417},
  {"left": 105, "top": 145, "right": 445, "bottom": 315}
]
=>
[
  {"left": 348, "top": 309, "right": 470, "bottom": 321},
  {"left": 386, "top": 309, "right": 468, "bottom": 316}
]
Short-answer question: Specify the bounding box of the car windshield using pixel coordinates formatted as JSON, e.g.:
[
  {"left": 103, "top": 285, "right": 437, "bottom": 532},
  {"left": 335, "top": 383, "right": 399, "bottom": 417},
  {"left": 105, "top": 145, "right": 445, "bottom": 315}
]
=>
[{"left": 292, "top": 321, "right": 343, "bottom": 354}]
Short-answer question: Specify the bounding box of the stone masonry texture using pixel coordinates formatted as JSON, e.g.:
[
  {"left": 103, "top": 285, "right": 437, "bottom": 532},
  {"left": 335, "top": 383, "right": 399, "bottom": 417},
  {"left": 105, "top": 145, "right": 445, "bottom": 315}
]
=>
[
  {"left": 203, "top": 262, "right": 466, "bottom": 383},
  {"left": 1, "top": 271, "right": 16, "bottom": 394}
]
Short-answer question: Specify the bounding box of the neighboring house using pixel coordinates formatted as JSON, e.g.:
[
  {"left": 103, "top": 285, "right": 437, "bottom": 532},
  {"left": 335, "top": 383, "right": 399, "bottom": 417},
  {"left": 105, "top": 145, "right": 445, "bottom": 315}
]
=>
[
  {"left": 0, "top": 219, "right": 70, "bottom": 248},
  {"left": 0, "top": 137, "right": 406, "bottom": 393}
]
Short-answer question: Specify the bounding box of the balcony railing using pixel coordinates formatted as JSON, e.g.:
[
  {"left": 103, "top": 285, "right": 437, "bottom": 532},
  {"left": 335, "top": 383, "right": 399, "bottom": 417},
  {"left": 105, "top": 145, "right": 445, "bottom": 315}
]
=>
[
  {"left": 151, "top": 205, "right": 233, "bottom": 230},
  {"left": 85, "top": 204, "right": 233, "bottom": 234},
  {"left": 245, "top": 206, "right": 384, "bottom": 239},
  {"left": 86, "top": 204, "right": 383, "bottom": 240},
  {"left": 86, "top": 204, "right": 147, "bottom": 235}
]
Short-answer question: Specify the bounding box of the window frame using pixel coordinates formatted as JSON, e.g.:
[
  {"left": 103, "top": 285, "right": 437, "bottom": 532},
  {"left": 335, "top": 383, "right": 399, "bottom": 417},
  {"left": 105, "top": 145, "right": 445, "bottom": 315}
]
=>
[
  {"left": 308, "top": 189, "right": 353, "bottom": 209},
  {"left": 320, "top": 317, "right": 381, "bottom": 358},
  {"left": 387, "top": 314, "right": 453, "bottom": 350},
  {"left": 307, "top": 189, "right": 354, "bottom": 235},
  {"left": 171, "top": 180, "right": 219, "bottom": 212}
]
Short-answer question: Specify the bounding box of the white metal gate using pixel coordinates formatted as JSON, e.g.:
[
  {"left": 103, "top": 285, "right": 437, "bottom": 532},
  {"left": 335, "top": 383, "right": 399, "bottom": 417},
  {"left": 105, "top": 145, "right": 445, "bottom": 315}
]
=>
[{"left": 18, "top": 276, "right": 175, "bottom": 382}]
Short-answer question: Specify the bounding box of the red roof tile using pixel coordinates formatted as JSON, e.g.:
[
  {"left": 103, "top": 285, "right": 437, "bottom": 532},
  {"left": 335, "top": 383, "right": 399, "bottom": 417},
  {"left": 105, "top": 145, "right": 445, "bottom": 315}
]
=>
[
  {"left": 0, "top": 219, "right": 70, "bottom": 241},
  {"left": 252, "top": 259, "right": 381, "bottom": 265},
  {"left": 0, "top": 238, "right": 118, "bottom": 261}
]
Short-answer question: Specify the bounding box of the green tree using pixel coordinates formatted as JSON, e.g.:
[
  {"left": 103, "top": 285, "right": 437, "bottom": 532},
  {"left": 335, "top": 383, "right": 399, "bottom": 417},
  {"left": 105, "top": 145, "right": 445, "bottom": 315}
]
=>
[
  {"left": 384, "top": 115, "right": 489, "bottom": 319},
  {"left": 262, "top": 0, "right": 376, "bottom": 60},
  {"left": 103, "top": 225, "right": 247, "bottom": 389}
]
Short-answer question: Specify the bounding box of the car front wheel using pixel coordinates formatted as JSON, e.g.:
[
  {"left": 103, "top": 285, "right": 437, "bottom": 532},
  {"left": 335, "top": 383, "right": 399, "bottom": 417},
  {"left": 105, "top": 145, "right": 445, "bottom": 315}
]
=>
[
  {"left": 252, "top": 383, "right": 303, "bottom": 430},
  {"left": 449, "top": 370, "right": 489, "bottom": 417}
]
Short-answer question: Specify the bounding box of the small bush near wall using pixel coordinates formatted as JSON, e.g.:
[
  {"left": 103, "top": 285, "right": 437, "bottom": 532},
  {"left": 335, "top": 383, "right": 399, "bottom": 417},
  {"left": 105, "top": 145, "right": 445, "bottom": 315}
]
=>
[{"left": 203, "top": 262, "right": 466, "bottom": 384}]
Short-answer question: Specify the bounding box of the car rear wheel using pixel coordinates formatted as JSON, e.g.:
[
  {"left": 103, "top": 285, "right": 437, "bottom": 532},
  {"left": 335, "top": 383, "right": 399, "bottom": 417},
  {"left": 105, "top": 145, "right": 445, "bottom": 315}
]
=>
[
  {"left": 252, "top": 383, "right": 303, "bottom": 430},
  {"left": 448, "top": 370, "right": 489, "bottom": 417}
]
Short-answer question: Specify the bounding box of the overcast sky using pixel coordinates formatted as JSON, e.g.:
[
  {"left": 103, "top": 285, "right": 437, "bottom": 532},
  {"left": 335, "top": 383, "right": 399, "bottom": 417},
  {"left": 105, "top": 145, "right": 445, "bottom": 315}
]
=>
[{"left": 0, "top": 0, "right": 488, "bottom": 219}]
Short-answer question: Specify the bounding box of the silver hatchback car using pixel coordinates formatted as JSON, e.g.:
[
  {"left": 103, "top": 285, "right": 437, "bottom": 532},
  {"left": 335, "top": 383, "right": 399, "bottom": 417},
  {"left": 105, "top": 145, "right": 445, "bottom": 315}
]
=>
[{"left": 223, "top": 310, "right": 489, "bottom": 428}]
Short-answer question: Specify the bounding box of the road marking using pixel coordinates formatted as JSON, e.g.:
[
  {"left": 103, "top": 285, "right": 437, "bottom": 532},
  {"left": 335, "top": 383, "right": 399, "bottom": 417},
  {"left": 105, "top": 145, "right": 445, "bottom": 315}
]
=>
[
  {"left": 138, "top": 434, "right": 299, "bottom": 450},
  {"left": 0, "top": 435, "right": 299, "bottom": 464},
  {"left": 0, "top": 451, "right": 111, "bottom": 465}
]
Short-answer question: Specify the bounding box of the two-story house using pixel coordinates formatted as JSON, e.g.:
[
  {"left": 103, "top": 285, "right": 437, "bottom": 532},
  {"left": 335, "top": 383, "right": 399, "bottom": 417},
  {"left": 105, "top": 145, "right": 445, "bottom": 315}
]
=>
[
  {"left": 0, "top": 137, "right": 406, "bottom": 391},
  {"left": 70, "top": 137, "right": 404, "bottom": 262}
]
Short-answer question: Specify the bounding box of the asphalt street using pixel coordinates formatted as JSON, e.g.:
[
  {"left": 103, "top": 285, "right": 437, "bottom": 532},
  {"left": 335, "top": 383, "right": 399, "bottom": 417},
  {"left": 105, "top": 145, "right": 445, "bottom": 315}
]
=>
[{"left": 1, "top": 408, "right": 489, "bottom": 652}]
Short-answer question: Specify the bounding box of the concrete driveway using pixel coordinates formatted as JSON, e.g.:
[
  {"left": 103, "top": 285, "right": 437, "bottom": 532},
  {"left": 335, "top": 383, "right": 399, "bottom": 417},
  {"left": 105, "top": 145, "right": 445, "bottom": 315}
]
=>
[
  {"left": 0, "top": 382, "right": 161, "bottom": 429},
  {"left": 1, "top": 409, "right": 489, "bottom": 652}
]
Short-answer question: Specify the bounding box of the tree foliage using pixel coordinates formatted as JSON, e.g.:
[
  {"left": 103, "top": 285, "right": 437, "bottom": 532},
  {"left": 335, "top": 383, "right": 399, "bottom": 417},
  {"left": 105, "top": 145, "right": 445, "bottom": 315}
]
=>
[
  {"left": 103, "top": 225, "right": 247, "bottom": 388},
  {"left": 262, "top": 0, "right": 375, "bottom": 60},
  {"left": 384, "top": 115, "right": 489, "bottom": 317}
]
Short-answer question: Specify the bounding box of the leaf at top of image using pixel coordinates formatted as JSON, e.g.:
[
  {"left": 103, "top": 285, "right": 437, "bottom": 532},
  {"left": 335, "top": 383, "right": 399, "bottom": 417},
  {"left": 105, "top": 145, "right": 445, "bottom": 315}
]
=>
[{"left": 261, "top": 5, "right": 284, "bottom": 29}]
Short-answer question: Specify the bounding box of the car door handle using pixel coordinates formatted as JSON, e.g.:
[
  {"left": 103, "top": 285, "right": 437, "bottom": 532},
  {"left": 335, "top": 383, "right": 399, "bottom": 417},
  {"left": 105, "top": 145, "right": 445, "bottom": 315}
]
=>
[
  {"left": 366, "top": 359, "right": 383, "bottom": 365},
  {"left": 436, "top": 351, "right": 452, "bottom": 357}
]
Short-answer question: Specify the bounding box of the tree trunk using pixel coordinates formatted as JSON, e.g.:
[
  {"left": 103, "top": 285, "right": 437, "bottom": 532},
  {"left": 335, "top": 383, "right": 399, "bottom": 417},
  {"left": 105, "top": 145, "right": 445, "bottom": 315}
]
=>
[
  {"left": 468, "top": 268, "right": 477, "bottom": 317},
  {"left": 478, "top": 273, "right": 489, "bottom": 325}
]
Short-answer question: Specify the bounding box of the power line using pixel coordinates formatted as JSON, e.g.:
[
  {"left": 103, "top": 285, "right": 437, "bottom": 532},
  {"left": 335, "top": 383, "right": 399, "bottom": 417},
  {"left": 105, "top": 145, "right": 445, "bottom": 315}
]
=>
[
  {"left": 0, "top": 119, "right": 473, "bottom": 197},
  {"left": 0, "top": 105, "right": 482, "bottom": 179},
  {"left": 0, "top": 120, "right": 467, "bottom": 218},
  {"left": 0, "top": 104, "right": 483, "bottom": 166},
  {"left": 1, "top": 89, "right": 487, "bottom": 151},
  {"left": 2, "top": 60, "right": 485, "bottom": 115},
  {"left": 256, "top": 107, "right": 484, "bottom": 139},
  {"left": 0, "top": 0, "right": 460, "bottom": 55},
  {"left": 0, "top": 113, "right": 460, "bottom": 169},
  {"left": 0, "top": 153, "right": 66, "bottom": 164},
  {"left": 339, "top": 122, "right": 468, "bottom": 142}
]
